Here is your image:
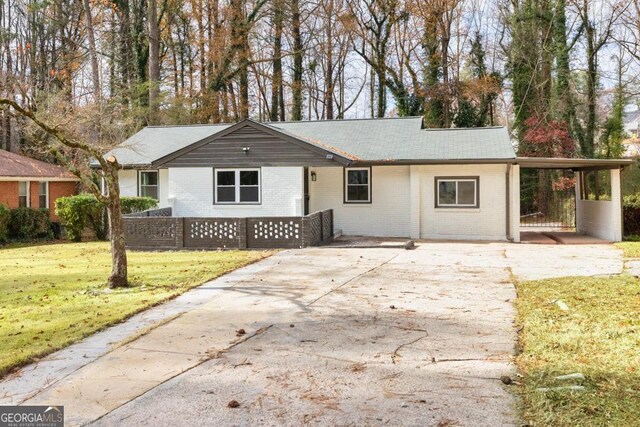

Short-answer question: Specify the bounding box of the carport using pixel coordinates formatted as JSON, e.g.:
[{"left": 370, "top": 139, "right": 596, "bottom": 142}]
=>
[{"left": 515, "top": 157, "right": 633, "bottom": 243}]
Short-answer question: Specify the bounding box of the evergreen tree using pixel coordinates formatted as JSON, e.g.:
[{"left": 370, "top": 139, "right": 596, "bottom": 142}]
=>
[
  {"left": 599, "top": 74, "right": 625, "bottom": 159},
  {"left": 453, "top": 98, "right": 478, "bottom": 128}
]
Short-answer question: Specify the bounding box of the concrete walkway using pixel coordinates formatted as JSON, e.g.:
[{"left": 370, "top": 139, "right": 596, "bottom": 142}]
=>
[{"left": 0, "top": 242, "right": 624, "bottom": 426}]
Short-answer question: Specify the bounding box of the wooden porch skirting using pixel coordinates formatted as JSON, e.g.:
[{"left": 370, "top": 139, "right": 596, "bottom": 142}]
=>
[{"left": 123, "top": 209, "right": 334, "bottom": 250}]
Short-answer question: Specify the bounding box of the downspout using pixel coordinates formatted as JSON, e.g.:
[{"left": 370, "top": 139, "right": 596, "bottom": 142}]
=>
[
  {"left": 620, "top": 166, "right": 625, "bottom": 241},
  {"left": 506, "top": 163, "right": 514, "bottom": 242}
]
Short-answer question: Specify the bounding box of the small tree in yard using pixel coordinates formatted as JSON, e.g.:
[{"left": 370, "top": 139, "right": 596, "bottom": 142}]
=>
[
  {"left": 519, "top": 116, "right": 577, "bottom": 221},
  {"left": 0, "top": 98, "right": 129, "bottom": 288},
  {"left": 519, "top": 116, "right": 577, "bottom": 158}
]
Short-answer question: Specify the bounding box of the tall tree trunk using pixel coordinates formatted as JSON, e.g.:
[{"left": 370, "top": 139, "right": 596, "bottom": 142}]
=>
[
  {"left": 118, "top": 1, "right": 134, "bottom": 106},
  {"left": 376, "top": 42, "right": 386, "bottom": 118},
  {"left": 441, "top": 34, "right": 450, "bottom": 127},
  {"left": 104, "top": 160, "right": 128, "bottom": 288},
  {"left": 324, "top": 0, "right": 334, "bottom": 120},
  {"left": 197, "top": 0, "right": 206, "bottom": 96},
  {"left": 370, "top": 61, "right": 375, "bottom": 117},
  {"left": 270, "top": 0, "right": 283, "bottom": 121},
  {"left": 291, "top": 0, "right": 303, "bottom": 121},
  {"left": 239, "top": 53, "right": 249, "bottom": 119},
  {"left": 208, "top": 0, "right": 221, "bottom": 122},
  {"left": 1, "top": 0, "right": 12, "bottom": 150},
  {"left": 148, "top": 0, "right": 160, "bottom": 123},
  {"left": 83, "top": 0, "right": 101, "bottom": 100},
  {"left": 584, "top": 17, "right": 597, "bottom": 157},
  {"left": 553, "top": 0, "right": 581, "bottom": 145}
]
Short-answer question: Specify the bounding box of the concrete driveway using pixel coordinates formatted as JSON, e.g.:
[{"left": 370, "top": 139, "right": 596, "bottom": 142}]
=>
[{"left": 0, "top": 242, "right": 623, "bottom": 426}]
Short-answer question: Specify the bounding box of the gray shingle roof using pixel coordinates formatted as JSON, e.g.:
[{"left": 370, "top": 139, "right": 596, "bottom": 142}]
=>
[
  {"left": 272, "top": 118, "right": 515, "bottom": 161},
  {"left": 108, "top": 117, "right": 515, "bottom": 166},
  {"left": 106, "top": 124, "right": 231, "bottom": 167}
]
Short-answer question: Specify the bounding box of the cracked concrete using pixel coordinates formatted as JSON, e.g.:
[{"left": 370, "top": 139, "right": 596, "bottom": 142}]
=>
[{"left": 0, "top": 241, "right": 624, "bottom": 426}]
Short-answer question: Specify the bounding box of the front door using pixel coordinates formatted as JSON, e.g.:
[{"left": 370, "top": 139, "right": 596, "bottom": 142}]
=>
[{"left": 304, "top": 167, "right": 310, "bottom": 215}]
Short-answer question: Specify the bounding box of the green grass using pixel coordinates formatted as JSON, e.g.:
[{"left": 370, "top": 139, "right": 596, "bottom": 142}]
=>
[
  {"left": 0, "top": 242, "right": 272, "bottom": 377},
  {"left": 615, "top": 241, "right": 640, "bottom": 258},
  {"left": 516, "top": 275, "right": 640, "bottom": 426}
]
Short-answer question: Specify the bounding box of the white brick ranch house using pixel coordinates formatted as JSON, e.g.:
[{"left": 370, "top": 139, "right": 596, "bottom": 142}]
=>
[{"left": 106, "top": 117, "right": 631, "bottom": 243}]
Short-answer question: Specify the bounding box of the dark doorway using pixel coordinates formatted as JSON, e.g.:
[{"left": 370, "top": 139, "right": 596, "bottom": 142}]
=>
[{"left": 304, "top": 167, "right": 310, "bottom": 216}]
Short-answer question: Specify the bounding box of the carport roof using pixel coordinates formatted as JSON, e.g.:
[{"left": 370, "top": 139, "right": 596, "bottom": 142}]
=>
[{"left": 516, "top": 157, "right": 634, "bottom": 169}]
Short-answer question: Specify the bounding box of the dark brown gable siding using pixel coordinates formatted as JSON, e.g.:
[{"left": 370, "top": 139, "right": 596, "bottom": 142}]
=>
[{"left": 162, "top": 124, "right": 339, "bottom": 168}]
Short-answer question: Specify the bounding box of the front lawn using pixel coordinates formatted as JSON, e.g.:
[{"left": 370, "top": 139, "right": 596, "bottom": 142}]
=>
[
  {"left": 615, "top": 241, "right": 640, "bottom": 258},
  {"left": 0, "top": 242, "right": 272, "bottom": 377},
  {"left": 516, "top": 274, "right": 640, "bottom": 426}
]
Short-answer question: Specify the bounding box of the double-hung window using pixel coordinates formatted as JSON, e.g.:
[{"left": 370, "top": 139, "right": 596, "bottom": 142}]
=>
[
  {"left": 344, "top": 167, "right": 371, "bottom": 203},
  {"left": 436, "top": 177, "right": 479, "bottom": 208},
  {"left": 18, "top": 181, "right": 29, "bottom": 207},
  {"left": 38, "top": 182, "right": 48, "bottom": 209},
  {"left": 139, "top": 170, "right": 159, "bottom": 199},
  {"left": 215, "top": 169, "right": 260, "bottom": 204}
]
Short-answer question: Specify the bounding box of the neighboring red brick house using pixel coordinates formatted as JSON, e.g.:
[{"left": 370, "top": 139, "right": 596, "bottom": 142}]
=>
[{"left": 0, "top": 150, "right": 79, "bottom": 221}]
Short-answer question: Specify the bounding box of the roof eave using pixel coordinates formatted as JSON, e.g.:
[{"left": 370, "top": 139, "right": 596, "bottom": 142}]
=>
[
  {"left": 349, "top": 158, "right": 517, "bottom": 166},
  {"left": 516, "top": 157, "right": 634, "bottom": 169}
]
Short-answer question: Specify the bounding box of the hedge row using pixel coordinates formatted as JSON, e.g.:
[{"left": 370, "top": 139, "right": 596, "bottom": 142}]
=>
[
  {"left": 0, "top": 205, "right": 52, "bottom": 242},
  {"left": 55, "top": 194, "right": 157, "bottom": 241}
]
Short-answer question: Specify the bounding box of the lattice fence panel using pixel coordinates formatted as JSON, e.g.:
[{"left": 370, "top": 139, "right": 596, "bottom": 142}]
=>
[
  {"left": 309, "top": 212, "right": 322, "bottom": 246},
  {"left": 321, "top": 210, "right": 333, "bottom": 242},
  {"left": 149, "top": 208, "right": 172, "bottom": 217},
  {"left": 184, "top": 218, "right": 240, "bottom": 248},
  {"left": 124, "top": 218, "right": 177, "bottom": 247},
  {"left": 247, "top": 218, "right": 302, "bottom": 248}
]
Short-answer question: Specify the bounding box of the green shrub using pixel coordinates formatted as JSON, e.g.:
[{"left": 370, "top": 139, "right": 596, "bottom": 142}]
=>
[
  {"left": 55, "top": 194, "right": 158, "bottom": 241},
  {"left": 623, "top": 194, "right": 640, "bottom": 236},
  {"left": 121, "top": 196, "right": 158, "bottom": 214},
  {"left": 7, "top": 207, "right": 52, "bottom": 240},
  {"left": 55, "top": 194, "right": 98, "bottom": 241},
  {"left": 624, "top": 194, "right": 640, "bottom": 209},
  {"left": 0, "top": 204, "right": 10, "bottom": 242}
]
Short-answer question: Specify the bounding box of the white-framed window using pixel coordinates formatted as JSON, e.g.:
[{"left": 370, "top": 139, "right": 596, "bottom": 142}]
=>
[
  {"left": 38, "top": 181, "right": 49, "bottom": 209},
  {"left": 344, "top": 167, "right": 371, "bottom": 203},
  {"left": 214, "top": 168, "right": 261, "bottom": 204},
  {"left": 138, "top": 170, "right": 159, "bottom": 199},
  {"left": 436, "top": 177, "right": 479, "bottom": 208},
  {"left": 18, "top": 181, "right": 29, "bottom": 207}
]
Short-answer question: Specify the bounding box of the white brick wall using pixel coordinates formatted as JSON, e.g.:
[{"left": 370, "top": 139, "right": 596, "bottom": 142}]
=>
[
  {"left": 413, "top": 164, "right": 510, "bottom": 241},
  {"left": 118, "top": 170, "right": 137, "bottom": 197},
  {"left": 510, "top": 165, "right": 521, "bottom": 242},
  {"left": 158, "top": 169, "right": 169, "bottom": 207},
  {"left": 121, "top": 164, "right": 515, "bottom": 240},
  {"left": 576, "top": 169, "right": 622, "bottom": 241},
  {"left": 168, "top": 166, "right": 304, "bottom": 217},
  {"left": 309, "top": 164, "right": 512, "bottom": 240},
  {"left": 309, "top": 166, "right": 412, "bottom": 237},
  {"left": 118, "top": 169, "right": 170, "bottom": 208}
]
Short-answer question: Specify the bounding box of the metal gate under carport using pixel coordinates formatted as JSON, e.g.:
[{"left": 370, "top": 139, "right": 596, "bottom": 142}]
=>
[
  {"left": 520, "top": 168, "right": 576, "bottom": 229},
  {"left": 515, "top": 157, "right": 633, "bottom": 243}
]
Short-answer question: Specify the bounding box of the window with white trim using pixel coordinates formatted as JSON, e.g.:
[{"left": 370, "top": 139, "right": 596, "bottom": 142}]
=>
[
  {"left": 344, "top": 167, "right": 371, "bottom": 203},
  {"left": 436, "top": 177, "right": 479, "bottom": 208},
  {"left": 18, "top": 181, "right": 29, "bottom": 207},
  {"left": 38, "top": 181, "right": 48, "bottom": 209},
  {"left": 215, "top": 169, "right": 260, "bottom": 204},
  {"left": 139, "top": 171, "right": 159, "bottom": 199}
]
